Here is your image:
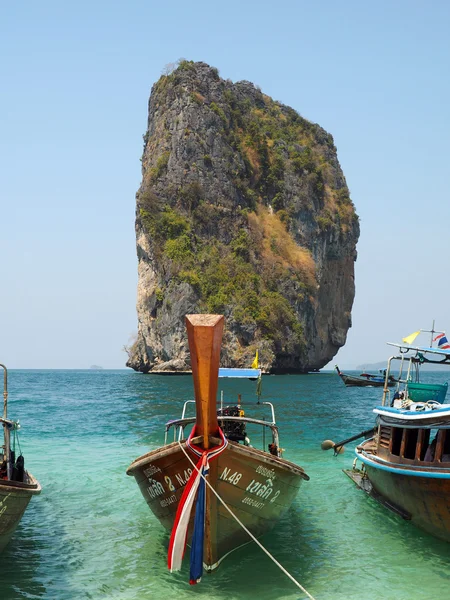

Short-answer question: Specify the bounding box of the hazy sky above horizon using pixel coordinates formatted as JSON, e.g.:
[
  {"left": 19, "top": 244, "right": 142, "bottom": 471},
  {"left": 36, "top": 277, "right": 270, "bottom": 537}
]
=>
[{"left": 2, "top": 1, "right": 450, "bottom": 369}]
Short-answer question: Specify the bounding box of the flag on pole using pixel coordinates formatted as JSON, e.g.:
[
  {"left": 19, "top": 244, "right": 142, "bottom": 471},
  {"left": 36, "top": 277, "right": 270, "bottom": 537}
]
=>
[
  {"left": 251, "top": 350, "right": 259, "bottom": 369},
  {"left": 433, "top": 333, "right": 450, "bottom": 349},
  {"left": 402, "top": 330, "right": 420, "bottom": 345}
]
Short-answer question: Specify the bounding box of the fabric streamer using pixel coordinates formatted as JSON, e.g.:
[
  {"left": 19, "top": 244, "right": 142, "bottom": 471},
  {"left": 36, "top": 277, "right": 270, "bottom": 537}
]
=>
[
  {"left": 167, "top": 427, "right": 228, "bottom": 584},
  {"left": 189, "top": 456, "right": 206, "bottom": 584}
]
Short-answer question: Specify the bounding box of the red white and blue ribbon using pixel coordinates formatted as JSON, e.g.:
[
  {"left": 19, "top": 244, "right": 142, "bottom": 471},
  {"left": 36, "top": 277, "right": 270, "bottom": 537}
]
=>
[{"left": 168, "top": 426, "right": 228, "bottom": 584}]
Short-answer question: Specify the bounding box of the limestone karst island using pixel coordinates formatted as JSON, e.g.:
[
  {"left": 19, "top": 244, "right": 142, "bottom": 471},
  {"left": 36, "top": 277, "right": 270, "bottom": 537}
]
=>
[{"left": 126, "top": 61, "right": 359, "bottom": 373}]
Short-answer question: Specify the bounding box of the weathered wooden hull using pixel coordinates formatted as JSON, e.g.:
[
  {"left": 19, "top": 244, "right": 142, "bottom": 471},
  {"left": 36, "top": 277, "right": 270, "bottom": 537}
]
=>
[
  {"left": 127, "top": 440, "right": 307, "bottom": 570},
  {"left": 365, "top": 465, "right": 450, "bottom": 541},
  {"left": 356, "top": 437, "right": 450, "bottom": 542},
  {"left": 0, "top": 473, "right": 41, "bottom": 552}
]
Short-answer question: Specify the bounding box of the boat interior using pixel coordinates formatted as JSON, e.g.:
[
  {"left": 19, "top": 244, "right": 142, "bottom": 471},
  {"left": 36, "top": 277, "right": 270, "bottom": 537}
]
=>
[
  {"left": 362, "top": 424, "right": 450, "bottom": 466},
  {"left": 381, "top": 353, "right": 449, "bottom": 411},
  {"left": 164, "top": 370, "right": 283, "bottom": 457}
]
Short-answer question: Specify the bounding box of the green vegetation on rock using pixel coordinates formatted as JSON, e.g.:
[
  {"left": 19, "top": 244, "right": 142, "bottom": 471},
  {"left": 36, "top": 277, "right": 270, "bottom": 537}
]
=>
[{"left": 139, "top": 187, "right": 310, "bottom": 355}]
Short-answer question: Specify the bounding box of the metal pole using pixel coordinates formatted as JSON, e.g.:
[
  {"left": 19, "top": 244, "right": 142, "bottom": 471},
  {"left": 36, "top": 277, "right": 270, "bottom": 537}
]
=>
[
  {"left": 420, "top": 322, "right": 444, "bottom": 347},
  {"left": 1, "top": 363, "right": 7, "bottom": 420},
  {"left": 406, "top": 356, "right": 412, "bottom": 383},
  {"left": 382, "top": 357, "right": 394, "bottom": 406},
  {"left": 332, "top": 427, "right": 376, "bottom": 452},
  {"left": 0, "top": 364, "right": 10, "bottom": 480},
  {"left": 397, "top": 354, "right": 404, "bottom": 387}
]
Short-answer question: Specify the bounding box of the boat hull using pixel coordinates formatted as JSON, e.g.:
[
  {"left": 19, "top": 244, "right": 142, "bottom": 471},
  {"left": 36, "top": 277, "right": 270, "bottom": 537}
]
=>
[
  {"left": 340, "top": 374, "right": 395, "bottom": 387},
  {"left": 127, "top": 440, "right": 307, "bottom": 569},
  {"left": 356, "top": 440, "right": 450, "bottom": 542},
  {"left": 0, "top": 473, "right": 41, "bottom": 552}
]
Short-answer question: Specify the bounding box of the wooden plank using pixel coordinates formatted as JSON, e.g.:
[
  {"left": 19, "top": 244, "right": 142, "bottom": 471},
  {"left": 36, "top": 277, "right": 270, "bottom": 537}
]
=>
[
  {"left": 185, "top": 314, "right": 224, "bottom": 449},
  {"left": 436, "top": 429, "right": 445, "bottom": 462}
]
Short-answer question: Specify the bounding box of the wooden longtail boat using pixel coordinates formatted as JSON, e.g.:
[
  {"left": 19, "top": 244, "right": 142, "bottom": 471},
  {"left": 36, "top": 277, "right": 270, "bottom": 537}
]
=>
[
  {"left": 343, "top": 335, "right": 450, "bottom": 541},
  {"left": 0, "top": 364, "right": 41, "bottom": 552},
  {"left": 127, "top": 315, "right": 309, "bottom": 581},
  {"left": 335, "top": 365, "right": 396, "bottom": 387}
]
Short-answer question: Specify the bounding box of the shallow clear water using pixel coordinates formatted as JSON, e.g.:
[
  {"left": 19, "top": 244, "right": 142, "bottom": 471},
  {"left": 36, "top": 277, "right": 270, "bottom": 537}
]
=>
[{"left": 1, "top": 369, "right": 450, "bottom": 600}]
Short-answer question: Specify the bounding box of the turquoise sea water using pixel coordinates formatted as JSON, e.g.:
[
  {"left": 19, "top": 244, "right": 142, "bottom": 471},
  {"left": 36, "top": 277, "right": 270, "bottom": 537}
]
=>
[{"left": 1, "top": 369, "right": 450, "bottom": 600}]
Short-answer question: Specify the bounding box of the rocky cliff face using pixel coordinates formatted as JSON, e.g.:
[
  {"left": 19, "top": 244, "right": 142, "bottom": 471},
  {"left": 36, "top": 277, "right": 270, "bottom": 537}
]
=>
[{"left": 127, "top": 61, "right": 359, "bottom": 373}]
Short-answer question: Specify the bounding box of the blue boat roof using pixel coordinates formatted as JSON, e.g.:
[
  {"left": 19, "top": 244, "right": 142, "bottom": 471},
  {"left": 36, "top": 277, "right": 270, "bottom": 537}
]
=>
[
  {"left": 218, "top": 368, "right": 261, "bottom": 378},
  {"left": 387, "top": 342, "right": 450, "bottom": 356},
  {"left": 417, "top": 346, "right": 450, "bottom": 355},
  {"left": 375, "top": 404, "right": 450, "bottom": 416}
]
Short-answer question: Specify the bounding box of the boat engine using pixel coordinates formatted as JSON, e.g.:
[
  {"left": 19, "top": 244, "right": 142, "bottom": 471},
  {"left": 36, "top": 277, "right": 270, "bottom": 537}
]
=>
[{"left": 217, "top": 406, "right": 247, "bottom": 442}]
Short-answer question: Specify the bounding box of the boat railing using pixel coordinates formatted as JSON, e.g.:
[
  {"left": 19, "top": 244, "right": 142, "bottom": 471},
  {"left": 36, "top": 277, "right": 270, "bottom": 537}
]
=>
[
  {"left": 262, "top": 401, "right": 276, "bottom": 425},
  {"left": 180, "top": 398, "right": 276, "bottom": 423},
  {"left": 382, "top": 356, "right": 416, "bottom": 406},
  {"left": 180, "top": 400, "right": 195, "bottom": 420},
  {"left": 165, "top": 416, "right": 280, "bottom": 451}
]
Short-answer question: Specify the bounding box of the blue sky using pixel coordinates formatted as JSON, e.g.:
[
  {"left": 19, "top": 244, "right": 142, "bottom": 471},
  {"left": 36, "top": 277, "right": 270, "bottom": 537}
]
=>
[{"left": 1, "top": 1, "right": 450, "bottom": 368}]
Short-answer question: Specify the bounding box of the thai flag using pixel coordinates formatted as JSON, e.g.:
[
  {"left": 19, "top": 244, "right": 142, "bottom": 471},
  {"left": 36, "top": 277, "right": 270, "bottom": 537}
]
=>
[{"left": 434, "top": 333, "right": 450, "bottom": 349}]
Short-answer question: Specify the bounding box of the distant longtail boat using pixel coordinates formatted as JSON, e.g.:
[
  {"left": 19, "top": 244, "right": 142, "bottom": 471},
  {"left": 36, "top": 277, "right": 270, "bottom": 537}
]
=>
[{"left": 335, "top": 365, "right": 396, "bottom": 387}]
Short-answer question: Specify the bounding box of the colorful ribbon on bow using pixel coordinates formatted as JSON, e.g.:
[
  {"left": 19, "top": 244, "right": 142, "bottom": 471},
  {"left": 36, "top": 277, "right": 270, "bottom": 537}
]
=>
[{"left": 168, "top": 426, "right": 228, "bottom": 584}]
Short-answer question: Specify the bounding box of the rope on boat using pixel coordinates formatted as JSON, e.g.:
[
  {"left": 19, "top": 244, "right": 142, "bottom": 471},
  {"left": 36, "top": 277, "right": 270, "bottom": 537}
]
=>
[{"left": 178, "top": 441, "right": 317, "bottom": 600}]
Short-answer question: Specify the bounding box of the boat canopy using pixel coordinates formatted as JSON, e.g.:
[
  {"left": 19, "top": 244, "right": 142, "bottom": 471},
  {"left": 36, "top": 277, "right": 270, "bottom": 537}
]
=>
[
  {"left": 387, "top": 342, "right": 450, "bottom": 358},
  {"left": 375, "top": 405, "right": 450, "bottom": 418},
  {"left": 374, "top": 404, "right": 450, "bottom": 428},
  {"left": 218, "top": 368, "right": 261, "bottom": 378}
]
